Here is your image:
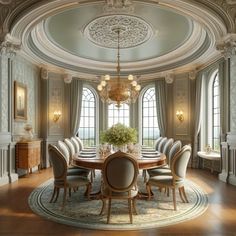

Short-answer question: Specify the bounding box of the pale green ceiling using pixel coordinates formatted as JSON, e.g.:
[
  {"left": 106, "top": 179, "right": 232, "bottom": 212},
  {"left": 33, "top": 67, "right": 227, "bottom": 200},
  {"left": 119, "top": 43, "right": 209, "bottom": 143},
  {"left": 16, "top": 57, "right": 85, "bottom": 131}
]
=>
[{"left": 45, "top": 2, "right": 192, "bottom": 63}]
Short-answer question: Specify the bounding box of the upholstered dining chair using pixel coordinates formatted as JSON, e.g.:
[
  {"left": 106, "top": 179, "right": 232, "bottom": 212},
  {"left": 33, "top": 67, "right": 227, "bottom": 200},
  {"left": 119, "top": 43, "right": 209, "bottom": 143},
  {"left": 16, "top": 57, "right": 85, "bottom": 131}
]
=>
[
  {"left": 57, "top": 140, "right": 90, "bottom": 177},
  {"left": 148, "top": 140, "right": 181, "bottom": 177},
  {"left": 100, "top": 151, "right": 139, "bottom": 224},
  {"left": 48, "top": 144, "right": 91, "bottom": 208},
  {"left": 147, "top": 138, "right": 173, "bottom": 179},
  {"left": 146, "top": 145, "right": 191, "bottom": 210},
  {"left": 71, "top": 137, "right": 80, "bottom": 153},
  {"left": 65, "top": 138, "right": 96, "bottom": 182},
  {"left": 157, "top": 137, "right": 168, "bottom": 153},
  {"left": 74, "top": 136, "right": 96, "bottom": 152},
  {"left": 154, "top": 136, "right": 164, "bottom": 151}
]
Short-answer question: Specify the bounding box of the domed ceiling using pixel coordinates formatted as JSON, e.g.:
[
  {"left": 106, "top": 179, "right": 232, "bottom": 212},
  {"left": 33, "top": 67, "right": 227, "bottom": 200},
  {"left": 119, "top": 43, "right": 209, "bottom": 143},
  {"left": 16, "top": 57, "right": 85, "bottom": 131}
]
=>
[{"left": 14, "top": 0, "right": 224, "bottom": 79}]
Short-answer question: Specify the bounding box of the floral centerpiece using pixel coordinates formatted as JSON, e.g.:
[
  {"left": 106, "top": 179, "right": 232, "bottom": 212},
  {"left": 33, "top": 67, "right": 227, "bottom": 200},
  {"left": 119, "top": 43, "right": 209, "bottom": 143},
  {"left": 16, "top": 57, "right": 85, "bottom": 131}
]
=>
[{"left": 100, "top": 123, "right": 137, "bottom": 150}]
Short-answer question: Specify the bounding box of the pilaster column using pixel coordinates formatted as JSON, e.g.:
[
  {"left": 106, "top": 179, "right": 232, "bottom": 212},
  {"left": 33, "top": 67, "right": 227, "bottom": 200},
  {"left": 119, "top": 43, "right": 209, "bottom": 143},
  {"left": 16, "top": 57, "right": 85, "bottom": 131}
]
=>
[
  {"left": 0, "top": 34, "right": 20, "bottom": 186},
  {"left": 216, "top": 34, "right": 236, "bottom": 185}
]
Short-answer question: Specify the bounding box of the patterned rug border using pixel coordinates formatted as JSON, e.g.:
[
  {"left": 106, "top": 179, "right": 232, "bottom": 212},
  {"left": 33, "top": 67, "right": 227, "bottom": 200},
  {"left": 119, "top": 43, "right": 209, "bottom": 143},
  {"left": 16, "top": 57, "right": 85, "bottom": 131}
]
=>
[{"left": 28, "top": 178, "right": 208, "bottom": 231}]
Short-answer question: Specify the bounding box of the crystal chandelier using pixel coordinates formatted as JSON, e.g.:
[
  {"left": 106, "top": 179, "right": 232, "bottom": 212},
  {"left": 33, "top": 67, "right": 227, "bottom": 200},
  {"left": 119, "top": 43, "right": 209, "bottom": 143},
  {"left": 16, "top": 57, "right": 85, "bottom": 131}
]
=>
[{"left": 97, "top": 28, "right": 141, "bottom": 108}]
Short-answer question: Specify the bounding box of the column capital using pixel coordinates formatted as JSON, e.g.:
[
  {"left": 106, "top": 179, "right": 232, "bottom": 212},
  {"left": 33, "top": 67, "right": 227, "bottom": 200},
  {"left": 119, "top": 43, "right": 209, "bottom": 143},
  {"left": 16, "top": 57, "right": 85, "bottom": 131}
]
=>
[
  {"left": 216, "top": 34, "right": 236, "bottom": 59},
  {"left": 0, "top": 34, "right": 20, "bottom": 57}
]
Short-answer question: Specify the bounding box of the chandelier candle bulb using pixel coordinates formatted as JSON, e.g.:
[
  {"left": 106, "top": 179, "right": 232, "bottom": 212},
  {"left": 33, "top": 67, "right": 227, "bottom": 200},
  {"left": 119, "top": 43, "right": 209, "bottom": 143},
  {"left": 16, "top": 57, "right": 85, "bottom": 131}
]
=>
[
  {"left": 131, "top": 80, "right": 137, "bottom": 87},
  {"left": 105, "top": 75, "right": 110, "bottom": 81},
  {"left": 128, "top": 74, "right": 134, "bottom": 80},
  {"left": 101, "top": 80, "right": 106, "bottom": 87}
]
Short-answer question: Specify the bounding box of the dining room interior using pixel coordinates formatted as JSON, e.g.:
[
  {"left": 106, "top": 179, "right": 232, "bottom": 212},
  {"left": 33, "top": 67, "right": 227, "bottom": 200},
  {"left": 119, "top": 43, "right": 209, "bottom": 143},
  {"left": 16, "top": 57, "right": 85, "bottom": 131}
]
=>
[{"left": 1, "top": 0, "right": 236, "bottom": 235}]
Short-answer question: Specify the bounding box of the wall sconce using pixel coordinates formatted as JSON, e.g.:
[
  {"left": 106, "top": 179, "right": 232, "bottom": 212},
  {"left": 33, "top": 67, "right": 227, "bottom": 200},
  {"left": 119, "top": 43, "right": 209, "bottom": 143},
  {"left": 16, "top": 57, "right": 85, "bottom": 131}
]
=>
[
  {"left": 53, "top": 111, "right": 61, "bottom": 122},
  {"left": 176, "top": 110, "right": 184, "bottom": 122}
]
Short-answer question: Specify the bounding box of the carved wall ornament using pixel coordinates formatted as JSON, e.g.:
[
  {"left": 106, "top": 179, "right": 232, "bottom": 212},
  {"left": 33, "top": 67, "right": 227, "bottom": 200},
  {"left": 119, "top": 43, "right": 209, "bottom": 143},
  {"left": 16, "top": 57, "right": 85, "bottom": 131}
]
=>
[
  {"left": 216, "top": 35, "right": 236, "bottom": 58},
  {"left": 189, "top": 70, "right": 197, "bottom": 80},
  {"left": 0, "top": 33, "right": 20, "bottom": 56},
  {"left": 41, "top": 68, "right": 48, "bottom": 80},
  {"left": 83, "top": 15, "right": 153, "bottom": 48},
  {"left": 165, "top": 73, "right": 174, "bottom": 84},
  {"left": 104, "top": 0, "right": 134, "bottom": 14},
  {"left": 63, "top": 74, "right": 72, "bottom": 83}
]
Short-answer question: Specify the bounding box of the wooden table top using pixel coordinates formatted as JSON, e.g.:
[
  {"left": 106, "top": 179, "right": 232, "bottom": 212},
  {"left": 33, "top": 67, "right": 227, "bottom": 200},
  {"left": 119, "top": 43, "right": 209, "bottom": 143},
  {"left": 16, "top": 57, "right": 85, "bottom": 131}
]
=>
[{"left": 72, "top": 152, "right": 166, "bottom": 170}]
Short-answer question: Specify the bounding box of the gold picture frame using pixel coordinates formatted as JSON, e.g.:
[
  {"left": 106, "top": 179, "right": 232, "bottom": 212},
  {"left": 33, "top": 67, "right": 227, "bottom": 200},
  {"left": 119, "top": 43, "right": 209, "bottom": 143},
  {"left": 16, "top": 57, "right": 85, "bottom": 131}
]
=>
[{"left": 14, "top": 81, "right": 27, "bottom": 120}]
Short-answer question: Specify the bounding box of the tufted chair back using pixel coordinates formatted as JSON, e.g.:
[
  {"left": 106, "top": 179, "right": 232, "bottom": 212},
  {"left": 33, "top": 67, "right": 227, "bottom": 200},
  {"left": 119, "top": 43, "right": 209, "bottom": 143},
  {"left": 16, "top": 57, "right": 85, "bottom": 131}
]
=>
[
  {"left": 154, "top": 137, "right": 163, "bottom": 151},
  {"left": 57, "top": 140, "right": 70, "bottom": 165},
  {"left": 162, "top": 138, "right": 174, "bottom": 157},
  {"left": 157, "top": 137, "right": 167, "bottom": 153},
  {"left": 171, "top": 145, "right": 191, "bottom": 182},
  {"left": 102, "top": 151, "right": 139, "bottom": 193},
  {"left": 48, "top": 144, "right": 67, "bottom": 185},
  {"left": 71, "top": 137, "right": 80, "bottom": 153},
  {"left": 168, "top": 140, "right": 182, "bottom": 165},
  {"left": 75, "top": 136, "right": 84, "bottom": 150},
  {"left": 64, "top": 138, "right": 76, "bottom": 156}
]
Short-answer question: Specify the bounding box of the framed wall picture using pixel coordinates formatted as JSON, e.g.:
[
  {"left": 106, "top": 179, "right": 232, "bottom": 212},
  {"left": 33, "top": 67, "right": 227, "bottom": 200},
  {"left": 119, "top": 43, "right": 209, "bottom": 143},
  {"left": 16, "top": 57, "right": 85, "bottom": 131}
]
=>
[{"left": 14, "top": 81, "right": 27, "bottom": 120}]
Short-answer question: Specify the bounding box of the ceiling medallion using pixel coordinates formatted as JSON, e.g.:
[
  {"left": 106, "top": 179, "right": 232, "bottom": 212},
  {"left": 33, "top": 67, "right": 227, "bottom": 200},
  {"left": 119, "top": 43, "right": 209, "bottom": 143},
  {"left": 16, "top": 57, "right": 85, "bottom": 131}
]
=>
[{"left": 83, "top": 15, "right": 153, "bottom": 49}]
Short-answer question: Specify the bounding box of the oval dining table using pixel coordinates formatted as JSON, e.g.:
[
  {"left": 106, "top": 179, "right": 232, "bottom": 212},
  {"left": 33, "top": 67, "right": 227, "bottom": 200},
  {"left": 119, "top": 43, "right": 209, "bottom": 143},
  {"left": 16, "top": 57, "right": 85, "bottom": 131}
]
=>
[
  {"left": 72, "top": 152, "right": 166, "bottom": 171},
  {"left": 72, "top": 151, "right": 166, "bottom": 199}
]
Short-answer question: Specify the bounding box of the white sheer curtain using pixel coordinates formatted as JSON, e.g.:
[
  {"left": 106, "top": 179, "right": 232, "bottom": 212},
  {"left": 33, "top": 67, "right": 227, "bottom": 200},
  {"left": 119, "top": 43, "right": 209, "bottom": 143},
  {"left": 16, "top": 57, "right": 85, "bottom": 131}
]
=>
[
  {"left": 192, "top": 73, "right": 203, "bottom": 167},
  {"left": 155, "top": 79, "right": 167, "bottom": 137},
  {"left": 70, "top": 79, "right": 83, "bottom": 136}
]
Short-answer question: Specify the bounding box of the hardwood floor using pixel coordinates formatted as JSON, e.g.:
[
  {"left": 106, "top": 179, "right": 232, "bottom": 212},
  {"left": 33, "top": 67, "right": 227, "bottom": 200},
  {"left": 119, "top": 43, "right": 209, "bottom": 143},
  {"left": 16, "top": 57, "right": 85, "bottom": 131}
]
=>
[{"left": 0, "top": 168, "right": 236, "bottom": 236}]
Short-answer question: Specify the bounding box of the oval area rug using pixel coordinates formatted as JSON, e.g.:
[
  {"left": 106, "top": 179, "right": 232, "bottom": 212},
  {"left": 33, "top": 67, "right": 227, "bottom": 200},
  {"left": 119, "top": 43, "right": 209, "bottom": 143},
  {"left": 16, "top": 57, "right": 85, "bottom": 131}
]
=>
[{"left": 28, "top": 173, "right": 208, "bottom": 230}]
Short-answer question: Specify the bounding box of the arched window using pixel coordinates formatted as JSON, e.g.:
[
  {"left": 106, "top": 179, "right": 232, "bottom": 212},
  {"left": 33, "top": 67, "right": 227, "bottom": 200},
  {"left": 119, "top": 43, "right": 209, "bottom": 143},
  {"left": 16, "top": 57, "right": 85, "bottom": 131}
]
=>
[
  {"left": 78, "top": 87, "right": 96, "bottom": 147},
  {"left": 142, "top": 87, "right": 160, "bottom": 147},
  {"left": 212, "top": 72, "right": 220, "bottom": 150},
  {"left": 108, "top": 103, "right": 129, "bottom": 127}
]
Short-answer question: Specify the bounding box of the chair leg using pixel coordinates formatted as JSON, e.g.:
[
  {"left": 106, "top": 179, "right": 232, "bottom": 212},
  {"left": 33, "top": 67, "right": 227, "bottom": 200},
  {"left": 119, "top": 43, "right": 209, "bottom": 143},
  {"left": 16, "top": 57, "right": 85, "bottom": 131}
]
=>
[
  {"left": 142, "top": 170, "right": 147, "bottom": 183},
  {"left": 62, "top": 187, "right": 67, "bottom": 208},
  {"left": 132, "top": 198, "right": 138, "bottom": 215},
  {"left": 53, "top": 188, "right": 60, "bottom": 203},
  {"left": 128, "top": 198, "right": 133, "bottom": 224},
  {"left": 107, "top": 198, "right": 111, "bottom": 224},
  {"left": 181, "top": 186, "right": 189, "bottom": 203},
  {"left": 50, "top": 186, "right": 56, "bottom": 203},
  {"left": 69, "top": 188, "right": 72, "bottom": 197},
  {"left": 172, "top": 188, "right": 177, "bottom": 210},
  {"left": 179, "top": 187, "right": 185, "bottom": 203},
  {"left": 86, "top": 183, "right": 91, "bottom": 200},
  {"left": 146, "top": 183, "right": 152, "bottom": 200},
  {"left": 99, "top": 198, "right": 106, "bottom": 215}
]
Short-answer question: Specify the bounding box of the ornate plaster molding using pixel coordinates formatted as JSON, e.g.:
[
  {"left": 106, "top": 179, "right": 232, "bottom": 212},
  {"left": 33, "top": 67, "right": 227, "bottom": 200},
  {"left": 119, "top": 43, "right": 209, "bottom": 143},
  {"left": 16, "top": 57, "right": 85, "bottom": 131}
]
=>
[
  {"left": 216, "top": 34, "right": 236, "bottom": 58},
  {"left": 0, "top": 33, "right": 20, "bottom": 56},
  {"left": 165, "top": 72, "right": 174, "bottom": 84},
  {"left": 63, "top": 74, "right": 72, "bottom": 83},
  {"left": 189, "top": 70, "right": 197, "bottom": 80},
  {"left": 103, "top": 0, "right": 134, "bottom": 14},
  {"left": 41, "top": 67, "right": 48, "bottom": 80},
  {"left": 83, "top": 14, "right": 153, "bottom": 48}
]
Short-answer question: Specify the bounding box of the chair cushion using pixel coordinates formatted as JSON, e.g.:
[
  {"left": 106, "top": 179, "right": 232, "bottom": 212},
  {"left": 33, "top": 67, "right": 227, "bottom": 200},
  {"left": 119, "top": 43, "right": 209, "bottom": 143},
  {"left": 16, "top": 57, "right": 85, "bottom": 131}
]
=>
[
  {"left": 148, "top": 175, "right": 173, "bottom": 187},
  {"left": 148, "top": 168, "right": 171, "bottom": 177},
  {"left": 67, "top": 167, "right": 90, "bottom": 176}
]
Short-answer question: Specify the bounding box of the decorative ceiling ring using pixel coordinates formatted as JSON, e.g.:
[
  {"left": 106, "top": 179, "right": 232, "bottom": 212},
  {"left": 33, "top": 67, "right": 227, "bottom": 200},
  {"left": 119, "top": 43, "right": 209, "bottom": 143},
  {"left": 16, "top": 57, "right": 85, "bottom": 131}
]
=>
[
  {"left": 10, "top": 0, "right": 228, "bottom": 46},
  {"left": 5, "top": 0, "right": 230, "bottom": 79},
  {"left": 83, "top": 14, "right": 154, "bottom": 48},
  {"left": 27, "top": 20, "right": 206, "bottom": 70}
]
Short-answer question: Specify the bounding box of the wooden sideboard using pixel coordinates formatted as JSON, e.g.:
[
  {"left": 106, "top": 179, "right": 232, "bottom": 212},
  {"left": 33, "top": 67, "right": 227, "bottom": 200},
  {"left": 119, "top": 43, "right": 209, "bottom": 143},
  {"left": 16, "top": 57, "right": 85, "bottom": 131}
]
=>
[{"left": 16, "top": 140, "right": 41, "bottom": 175}]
